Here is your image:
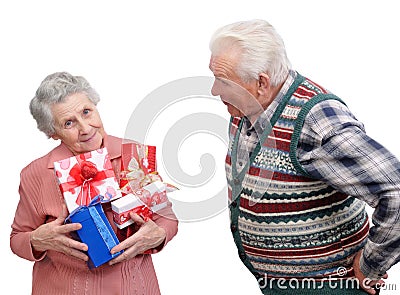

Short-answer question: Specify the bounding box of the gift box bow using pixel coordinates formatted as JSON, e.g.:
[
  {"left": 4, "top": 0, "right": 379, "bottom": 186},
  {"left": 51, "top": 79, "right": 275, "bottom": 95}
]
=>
[
  {"left": 119, "top": 143, "right": 163, "bottom": 194},
  {"left": 59, "top": 158, "right": 116, "bottom": 207},
  {"left": 120, "top": 157, "right": 162, "bottom": 194}
]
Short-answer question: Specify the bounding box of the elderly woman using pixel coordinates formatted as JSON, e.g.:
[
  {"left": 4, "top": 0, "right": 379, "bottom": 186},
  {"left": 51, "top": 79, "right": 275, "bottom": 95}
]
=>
[{"left": 10, "top": 72, "right": 178, "bottom": 295}]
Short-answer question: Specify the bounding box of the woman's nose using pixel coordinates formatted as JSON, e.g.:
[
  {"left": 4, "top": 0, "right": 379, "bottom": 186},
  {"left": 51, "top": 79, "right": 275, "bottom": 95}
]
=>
[{"left": 78, "top": 119, "right": 91, "bottom": 134}]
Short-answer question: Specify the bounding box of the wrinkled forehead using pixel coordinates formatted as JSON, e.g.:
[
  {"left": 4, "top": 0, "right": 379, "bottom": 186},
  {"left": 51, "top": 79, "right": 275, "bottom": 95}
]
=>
[{"left": 209, "top": 52, "right": 240, "bottom": 79}]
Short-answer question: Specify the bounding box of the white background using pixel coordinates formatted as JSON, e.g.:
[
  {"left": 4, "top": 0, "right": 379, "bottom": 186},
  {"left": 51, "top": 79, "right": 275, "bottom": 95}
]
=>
[{"left": 1, "top": 0, "right": 399, "bottom": 294}]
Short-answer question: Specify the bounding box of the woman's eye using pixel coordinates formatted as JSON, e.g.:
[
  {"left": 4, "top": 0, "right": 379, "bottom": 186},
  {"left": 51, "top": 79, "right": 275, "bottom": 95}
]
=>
[
  {"left": 83, "top": 109, "right": 90, "bottom": 115},
  {"left": 65, "top": 120, "right": 73, "bottom": 128}
]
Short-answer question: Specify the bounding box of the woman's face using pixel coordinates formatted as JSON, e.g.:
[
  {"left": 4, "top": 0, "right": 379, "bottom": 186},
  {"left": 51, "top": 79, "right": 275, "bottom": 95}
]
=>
[{"left": 51, "top": 92, "right": 106, "bottom": 155}]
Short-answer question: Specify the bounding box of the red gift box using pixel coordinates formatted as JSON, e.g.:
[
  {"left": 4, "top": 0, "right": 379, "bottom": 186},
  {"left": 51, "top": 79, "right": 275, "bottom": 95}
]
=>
[
  {"left": 116, "top": 141, "right": 177, "bottom": 242},
  {"left": 112, "top": 180, "right": 169, "bottom": 242},
  {"left": 54, "top": 148, "right": 122, "bottom": 213},
  {"left": 111, "top": 180, "right": 168, "bottom": 229},
  {"left": 131, "top": 181, "right": 168, "bottom": 212},
  {"left": 119, "top": 142, "right": 161, "bottom": 195},
  {"left": 112, "top": 194, "right": 152, "bottom": 229}
]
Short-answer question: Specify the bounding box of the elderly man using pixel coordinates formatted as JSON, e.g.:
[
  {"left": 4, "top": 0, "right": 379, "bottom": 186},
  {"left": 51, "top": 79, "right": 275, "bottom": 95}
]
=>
[{"left": 209, "top": 19, "right": 399, "bottom": 294}]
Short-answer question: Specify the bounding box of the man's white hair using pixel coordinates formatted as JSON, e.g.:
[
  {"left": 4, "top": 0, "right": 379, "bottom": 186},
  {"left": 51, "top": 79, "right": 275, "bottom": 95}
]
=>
[{"left": 209, "top": 19, "right": 291, "bottom": 86}]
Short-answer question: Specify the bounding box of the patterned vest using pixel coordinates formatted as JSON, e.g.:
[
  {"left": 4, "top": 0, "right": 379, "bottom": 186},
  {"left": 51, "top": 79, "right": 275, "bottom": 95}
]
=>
[{"left": 226, "top": 73, "right": 369, "bottom": 284}]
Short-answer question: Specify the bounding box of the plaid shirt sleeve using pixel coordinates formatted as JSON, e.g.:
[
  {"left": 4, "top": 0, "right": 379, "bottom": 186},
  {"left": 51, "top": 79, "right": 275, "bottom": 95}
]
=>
[{"left": 297, "top": 99, "right": 400, "bottom": 279}]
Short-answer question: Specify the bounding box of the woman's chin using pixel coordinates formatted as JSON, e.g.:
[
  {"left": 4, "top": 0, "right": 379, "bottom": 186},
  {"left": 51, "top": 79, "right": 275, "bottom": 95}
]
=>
[{"left": 75, "top": 138, "right": 103, "bottom": 154}]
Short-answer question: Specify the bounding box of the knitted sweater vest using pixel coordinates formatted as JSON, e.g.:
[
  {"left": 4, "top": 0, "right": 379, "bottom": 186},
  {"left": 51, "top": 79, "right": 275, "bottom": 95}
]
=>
[{"left": 226, "top": 73, "right": 369, "bottom": 285}]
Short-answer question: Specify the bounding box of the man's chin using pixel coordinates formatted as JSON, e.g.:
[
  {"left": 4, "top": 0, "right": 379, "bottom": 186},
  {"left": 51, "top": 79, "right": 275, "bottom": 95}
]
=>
[{"left": 226, "top": 105, "right": 244, "bottom": 118}]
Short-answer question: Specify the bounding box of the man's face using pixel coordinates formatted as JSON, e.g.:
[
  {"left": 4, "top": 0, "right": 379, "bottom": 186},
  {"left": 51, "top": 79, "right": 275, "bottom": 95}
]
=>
[
  {"left": 51, "top": 92, "right": 106, "bottom": 154},
  {"left": 209, "top": 53, "right": 262, "bottom": 118}
]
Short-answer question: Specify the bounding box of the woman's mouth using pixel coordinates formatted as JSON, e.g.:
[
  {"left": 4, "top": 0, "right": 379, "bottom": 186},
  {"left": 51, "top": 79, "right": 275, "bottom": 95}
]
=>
[{"left": 81, "top": 133, "right": 96, "bottom": 143}]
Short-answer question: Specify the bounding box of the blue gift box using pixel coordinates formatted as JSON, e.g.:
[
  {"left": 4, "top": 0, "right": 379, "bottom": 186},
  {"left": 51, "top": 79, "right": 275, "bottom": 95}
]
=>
[{"left": 66, "top": 196, "right": 123, "bottom": 269}]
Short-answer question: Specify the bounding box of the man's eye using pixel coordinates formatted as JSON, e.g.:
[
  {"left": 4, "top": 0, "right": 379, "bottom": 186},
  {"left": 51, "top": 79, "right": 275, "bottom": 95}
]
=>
[
  {"left": 65, "top": 120, "right": 73, "bottom": 128},
  {"left": 217, "top": 78, "right": 230, "bottom": 86},
  {"left": 83, "top": 109, "right": 90, "bottom": 115}
]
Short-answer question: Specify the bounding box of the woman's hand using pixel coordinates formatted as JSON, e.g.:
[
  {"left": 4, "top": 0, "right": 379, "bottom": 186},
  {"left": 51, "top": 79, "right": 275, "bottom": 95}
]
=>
[
  {"left": 108, "top": 212, "right": 166, "bottom": 265},
  {"left": 353, "top": 249, "right": 388, "bottom": 295},
  {"left": 30, "top": 204, "right": 88, "bottom": 262}
]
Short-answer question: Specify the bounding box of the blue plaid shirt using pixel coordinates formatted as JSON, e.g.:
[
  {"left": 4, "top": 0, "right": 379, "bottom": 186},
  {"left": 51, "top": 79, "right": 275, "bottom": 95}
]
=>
[{"left": 237, "top": 71, "right": 400, "bottom": 279}]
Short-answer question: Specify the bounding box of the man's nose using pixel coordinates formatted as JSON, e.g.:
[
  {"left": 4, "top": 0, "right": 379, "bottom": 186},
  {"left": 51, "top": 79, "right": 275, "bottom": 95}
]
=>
[{"left": 211, "top": 80, "right": 219, "bottom": 96}]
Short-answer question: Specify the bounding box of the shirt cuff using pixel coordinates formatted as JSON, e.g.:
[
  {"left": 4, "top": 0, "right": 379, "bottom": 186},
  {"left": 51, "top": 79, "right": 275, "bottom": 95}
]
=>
[
  {"left": 30, "top": 232, "right": 47, "bottom": 261},
  {"left": 359, "top": 251, "right": 384, "bottom": 280}
]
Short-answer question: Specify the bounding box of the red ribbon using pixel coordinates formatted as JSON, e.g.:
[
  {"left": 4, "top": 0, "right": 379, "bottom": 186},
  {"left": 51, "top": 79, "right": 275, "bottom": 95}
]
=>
[
  {"left": 131, "top": 205, "right": 153, "bottom": 221},
  {"left": 113, "top": 205, "right": 153, "bottom": 225},
  {"left": 115, "top": 205, "right": 153, "bottom": 253},
  {"left": 59, "top": 160, "right": 115, "bottom": 206}
]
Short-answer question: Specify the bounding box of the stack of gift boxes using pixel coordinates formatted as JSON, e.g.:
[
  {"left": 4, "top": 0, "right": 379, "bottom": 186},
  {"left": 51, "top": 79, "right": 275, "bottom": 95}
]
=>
[{"left": 54, "top": 142, "right": 174, "bottom": 269}]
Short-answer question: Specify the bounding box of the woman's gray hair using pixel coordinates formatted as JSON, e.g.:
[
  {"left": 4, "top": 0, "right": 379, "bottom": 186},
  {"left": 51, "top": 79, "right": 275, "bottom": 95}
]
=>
[
  {"left": 29, "top": 71, "right": 100, "bottom": 138},
  {"left": 209, "top": 19, "right": 291, "bottom": 86}
]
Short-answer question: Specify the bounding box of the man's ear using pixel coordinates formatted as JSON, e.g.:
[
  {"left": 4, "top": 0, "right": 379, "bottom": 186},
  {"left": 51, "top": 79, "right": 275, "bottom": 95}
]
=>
[{"left": 257, "top": 73, "right": 271, "bottom": 96}]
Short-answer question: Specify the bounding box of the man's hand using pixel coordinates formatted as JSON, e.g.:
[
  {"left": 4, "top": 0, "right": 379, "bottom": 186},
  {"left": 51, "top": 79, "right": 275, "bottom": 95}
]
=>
[
  {"left": 353, "top": 250, "right": 388, "bottom": 295},
  {"left": 30, "top": 204, "right": 88, "bottom": 262},
  {"left": 109, "top": 212, "right": 166, "bottom": 265}
]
